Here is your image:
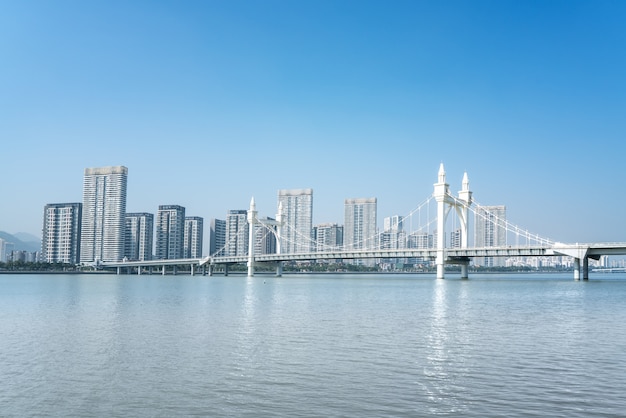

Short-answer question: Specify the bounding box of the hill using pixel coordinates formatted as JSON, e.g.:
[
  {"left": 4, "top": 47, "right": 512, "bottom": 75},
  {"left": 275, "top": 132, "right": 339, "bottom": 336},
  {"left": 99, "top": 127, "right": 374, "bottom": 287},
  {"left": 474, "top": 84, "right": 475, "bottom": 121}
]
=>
[{"left": 0, "top": 231, "right": 41, "bottom": 253}]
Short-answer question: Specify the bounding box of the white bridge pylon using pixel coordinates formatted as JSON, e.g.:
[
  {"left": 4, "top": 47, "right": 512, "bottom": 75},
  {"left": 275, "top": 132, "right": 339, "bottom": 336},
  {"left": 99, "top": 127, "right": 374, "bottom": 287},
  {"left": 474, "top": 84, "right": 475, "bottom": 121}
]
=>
[{"left": 434, "top": 163, "right": 472, "bottom": 279}]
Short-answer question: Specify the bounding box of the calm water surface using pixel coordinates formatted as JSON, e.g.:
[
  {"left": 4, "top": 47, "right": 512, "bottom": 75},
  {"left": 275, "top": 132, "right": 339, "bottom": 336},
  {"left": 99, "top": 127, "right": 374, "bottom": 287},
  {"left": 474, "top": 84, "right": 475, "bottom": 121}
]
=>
[{"left": 2, "top": 272, "right": 626, "bottom": 417}]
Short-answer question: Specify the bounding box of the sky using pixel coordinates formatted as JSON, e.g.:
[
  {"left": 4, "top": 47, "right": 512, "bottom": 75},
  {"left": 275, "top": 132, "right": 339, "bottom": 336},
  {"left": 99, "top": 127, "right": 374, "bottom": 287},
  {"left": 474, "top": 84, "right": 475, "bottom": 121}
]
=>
[{"left": 1, "top": 0, "right": 625, "bottom": 244}]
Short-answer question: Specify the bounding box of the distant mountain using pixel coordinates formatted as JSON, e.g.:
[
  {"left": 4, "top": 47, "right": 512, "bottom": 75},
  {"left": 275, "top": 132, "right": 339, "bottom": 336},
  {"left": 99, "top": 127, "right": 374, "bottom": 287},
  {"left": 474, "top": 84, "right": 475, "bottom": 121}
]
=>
[
  {"left": 14, "top": 232, "right": 40, "bottom": 243},
  {"left": 0, "top": 231, "right": 41, "bottom": 253}
]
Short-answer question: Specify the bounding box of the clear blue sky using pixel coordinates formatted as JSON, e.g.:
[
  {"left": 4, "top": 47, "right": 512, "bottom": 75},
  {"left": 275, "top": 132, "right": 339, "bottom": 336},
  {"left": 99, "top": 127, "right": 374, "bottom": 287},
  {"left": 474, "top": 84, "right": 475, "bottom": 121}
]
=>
[{"left": 1, "top": 0, "right": 625, "bottom": 243}]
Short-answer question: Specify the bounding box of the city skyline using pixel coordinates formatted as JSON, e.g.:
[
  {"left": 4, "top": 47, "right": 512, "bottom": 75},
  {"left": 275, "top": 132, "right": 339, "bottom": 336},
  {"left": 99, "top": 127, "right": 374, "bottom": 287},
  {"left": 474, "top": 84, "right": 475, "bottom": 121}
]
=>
[{"left": 2, "top": 1, "right": 626, "bottom": 244}]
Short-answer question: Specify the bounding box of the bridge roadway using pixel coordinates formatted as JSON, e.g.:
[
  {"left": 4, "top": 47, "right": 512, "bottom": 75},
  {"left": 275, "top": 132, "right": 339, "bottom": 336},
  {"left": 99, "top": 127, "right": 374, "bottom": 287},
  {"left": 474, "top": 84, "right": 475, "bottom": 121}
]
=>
[{"left": 100, "top": 242, "right": 626, "bottom": 280}]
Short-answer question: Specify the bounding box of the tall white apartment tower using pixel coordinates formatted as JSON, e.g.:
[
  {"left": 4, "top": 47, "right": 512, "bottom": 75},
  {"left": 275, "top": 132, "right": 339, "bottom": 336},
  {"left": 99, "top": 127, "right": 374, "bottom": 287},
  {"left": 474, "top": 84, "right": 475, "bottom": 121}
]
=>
[
  {"left": 42, "top": 203, "right": 82, "bottom": 264},
  {"left": 277, "top": 189, "right": 313, "bottom": 254},
  {"left": 474, "top": 205, "right": 507, "bottom": 267},
  {"left": 344, "top": 198, "right": 377, "bottom": 250},
  {"left": 225, "top": 210, "right": 249, "bottom": 256},
  {"left": 184, "top": 216, "right": 204, "bottom": 258},
  {"left": 125, "top": 213, "right": 154, "bottom": 261},
  {"left": 155, "top": 205, "right": 186, "bottom": 260},
  {"left": 80, "top": 166, "right": 128, "bottom": 263}
]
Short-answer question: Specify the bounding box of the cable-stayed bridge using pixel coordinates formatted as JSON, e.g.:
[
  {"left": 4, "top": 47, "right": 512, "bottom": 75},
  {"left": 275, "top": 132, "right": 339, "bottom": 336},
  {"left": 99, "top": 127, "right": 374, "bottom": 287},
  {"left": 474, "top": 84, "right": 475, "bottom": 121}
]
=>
[{"left": 102, "top": 164, "right": 626, "bottom": 280}]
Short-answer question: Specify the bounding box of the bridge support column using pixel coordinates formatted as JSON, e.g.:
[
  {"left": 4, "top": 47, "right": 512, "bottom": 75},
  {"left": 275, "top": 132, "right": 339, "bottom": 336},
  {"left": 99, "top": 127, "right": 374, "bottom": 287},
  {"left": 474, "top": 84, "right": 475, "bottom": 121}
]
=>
[
  {"left": 574, "top": 258, "right": 580, "bottom": 281},
  {"left": 208, "top": 265, "right": 213, "bottom": 276},
  {"left": 191, "top": 264, "right": 195, "bottom": 276},
  {"left": 138, "top": 267, "right": 141, "bottom": 276},
  {"left": 460, "top": 262, "right": 469, "bottom": 280},
  {"left": 582, "top": 257, "right": 589, "bottom": 280},
  {"left": 224, "top": 265, "right": 229, "bottom": 276},
  {"left": 276, "top": 261, "right": 283, "bottom": 277},
  {"left": 162, "top": 266, "right": 166, "bottom": 275}
]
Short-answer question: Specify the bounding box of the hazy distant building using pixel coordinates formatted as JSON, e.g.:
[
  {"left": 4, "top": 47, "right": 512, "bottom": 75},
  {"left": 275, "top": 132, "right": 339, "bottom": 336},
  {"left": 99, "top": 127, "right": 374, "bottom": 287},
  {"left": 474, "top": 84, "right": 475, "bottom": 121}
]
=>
[
  {"left": 209, "top": 218, "right": 226, "bottom": 256},
  {"left": 125, "top": 213, "right": 154, "bottom": 261},
  {"left": 450, "top": 228, "right": 462, "bottom": 249},
  {"left": 0, "top": 238, "right": 14, "bottom": 263},
  {"left": 344, "top": 198, "right": 377, "bottom": 250},
  {"left": 225, "top": 210, "right": 249, "bottom": 256},
  {"left": 184, "top": 216, "right": 204, "bottom": 258},
  {"left": 80, "top": 166, "right": 128, "bottom": 263},
  {"left": 42, "top": 203, "right": 82, "bottom": 264},
  {"left": 255, "top": 217, "right": 277, "bottom": 255},
  {"left": 475, "top": 205, "right": 507, "bottom": 267},
  {"left": 314, "top": 223, "right": 344, "bottom": 252},
  {"left": 277, "top": 189, "right": 313, "bottom": 254},
  {"left": 155, "top": 205, "right": 186, "bottom": 259}
]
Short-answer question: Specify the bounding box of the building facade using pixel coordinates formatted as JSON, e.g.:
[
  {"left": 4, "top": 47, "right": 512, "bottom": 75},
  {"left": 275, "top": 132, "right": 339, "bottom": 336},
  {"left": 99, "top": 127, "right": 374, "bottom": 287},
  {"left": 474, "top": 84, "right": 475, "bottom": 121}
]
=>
[
  {"left": 277, "top": 188, "right": 313, "bottom": 254},
  {"left": 125, "top": 212, "right": 154, "bottom": 261},
  {"left": 344, "top": 198, "right": 377, "bottom": 250},
  {"left": 314, "top": 223, "right": 344, "bottom": 252},
  {"left": 474, "top": 205, "right": 507, "bottom": 267},
  {"left": 184, "top": 216, "right": 204, "bottom": 258},
  {"left": 80, "top": 166, "right": 128, "bottom": 263},
  {"left": 209, "top": 218, "right": 226, "bottom": 256},
  {"left": 155, "top": 205, "right": 186, "bottom": 259},
  {"left": 225, "top": 210, "right": 248, "bottom": 256},
  {"left": 42, "top": 203, "right": 82, "bottom": 264}
]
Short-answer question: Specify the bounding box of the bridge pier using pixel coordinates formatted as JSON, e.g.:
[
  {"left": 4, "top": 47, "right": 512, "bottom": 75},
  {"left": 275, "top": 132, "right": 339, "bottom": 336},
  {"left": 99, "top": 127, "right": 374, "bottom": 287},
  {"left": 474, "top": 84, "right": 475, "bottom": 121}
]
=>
[
  {"left": 583, "top": 257, "right": 589, "bottom": 280},
  {"left": 117, "top": 267, "right": 121, "bottom": 275},
  {"left": 574, "top": 258, "right": 580, "bottom": 281},
  {"left": 162, "top": 265, "right": 166, "bottom": 275},
  {"left": 276, "top": 261, "right": 283, "bottom": 277},
  {"left": 460, "top": 262, "right": 469, "bottom": 280},
  {"left": 138, "top": 266, "right": 141, "bottom": 276},
  {"left": 191, "top": 264, "right": 195, "bottom": 276},
  {"left": 208, "top": 265, "right": 213, "bottom": 276},
  {"left": 224, "top": 265, "right": 229, "bottom": 276}
]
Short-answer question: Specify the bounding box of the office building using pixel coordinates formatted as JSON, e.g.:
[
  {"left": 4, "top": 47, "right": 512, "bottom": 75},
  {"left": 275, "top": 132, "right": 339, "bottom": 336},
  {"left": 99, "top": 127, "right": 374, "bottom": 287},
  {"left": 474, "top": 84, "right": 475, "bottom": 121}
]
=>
[
  {"left": 42, "top": 202, "right": 82, "bottom": 264},
  {"left": 155, "top": 205, "right": 186, "bottom": 259},
  {"left": 184, "top": 216, "right": 204, "bottom": 258},
  {"left": 277, "top": 188, "right": 313, "bottom": 254},
  {"left": 474, "top": 205, "right": 507, "bottom": 267},
  {"left": 209, "top": 218, "right": 226, "bottom": 256},
  {"left": 80, "top": 166, "right": 128, "bottom": 263},
  {"left": 225, "top": 210, "right": 249, "bottom": 256},
  {"left": 125, "top": 213, "right": 154, "bottom": 261}
]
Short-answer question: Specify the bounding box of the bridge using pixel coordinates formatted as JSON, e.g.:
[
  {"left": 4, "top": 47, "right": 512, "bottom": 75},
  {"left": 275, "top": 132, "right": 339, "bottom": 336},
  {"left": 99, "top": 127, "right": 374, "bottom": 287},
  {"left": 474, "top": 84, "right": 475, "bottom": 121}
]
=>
[{"left": 102, "top": 164, "right": 626, "bottom": 280}]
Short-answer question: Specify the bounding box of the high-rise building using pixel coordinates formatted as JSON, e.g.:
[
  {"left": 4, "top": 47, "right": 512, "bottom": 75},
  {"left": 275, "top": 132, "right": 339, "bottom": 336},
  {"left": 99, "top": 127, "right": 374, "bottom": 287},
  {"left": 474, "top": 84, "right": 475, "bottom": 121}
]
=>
[
  {"left": 383, "top": 215, "right": 403, "bottom": 233},
  {"left": 277, "top": 188, "right": 313, "bottom": 254},
  {"left": 125, "top": 213, "right": 154, "bottom": 261},
  {"left": 155, "top": 205, "right": 186, "bottom": 260},
  {"left": 80, "top": 166, "right": 128, "bottom": 263},
  {"left": 474, "top": 205, "right": 507, "bottom": 267},
  {"left": 0, "top": 238, "right": 14, "bottom": 263},
  {"left": 344, "top": 198, "right": 377, "bottom": 250},
  {"left": 314, "top": 223, "right": 344, "bottom": 252},
  {"left": 184, "top": 216, "right": 204, "bottom": 258},
  {"left": 225, "top": 210, "right": 248, "bottom": 256},
  {"left": 209, "top": 218, "right": 226, "bottom": 256},
  {"left": 255, "top": 217, "right": 277, "bottom": 255},
  {"left": 42, "top": 203, "right": 82, "bottom": 264}
]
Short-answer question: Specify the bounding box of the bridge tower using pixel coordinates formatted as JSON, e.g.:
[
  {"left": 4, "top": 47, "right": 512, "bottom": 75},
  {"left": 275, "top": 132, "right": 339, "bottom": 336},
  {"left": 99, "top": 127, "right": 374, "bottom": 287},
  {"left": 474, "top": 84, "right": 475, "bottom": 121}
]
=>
[{"left": 433, "top": 163, "right": 473, "bottom": 279}]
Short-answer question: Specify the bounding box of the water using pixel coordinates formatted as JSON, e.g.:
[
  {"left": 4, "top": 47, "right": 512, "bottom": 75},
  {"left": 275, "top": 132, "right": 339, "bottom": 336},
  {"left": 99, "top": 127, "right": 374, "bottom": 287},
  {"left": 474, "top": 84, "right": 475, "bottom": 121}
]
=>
[{"left": 2, "top": 272, "right": 626, "bottom": 417}]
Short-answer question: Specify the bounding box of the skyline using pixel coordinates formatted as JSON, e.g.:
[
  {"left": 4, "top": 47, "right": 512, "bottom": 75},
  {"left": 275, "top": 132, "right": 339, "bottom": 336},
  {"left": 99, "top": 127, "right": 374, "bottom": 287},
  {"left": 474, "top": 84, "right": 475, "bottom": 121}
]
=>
[{"left": 2, "top": 1, "right": 626, "bottom": 243}]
